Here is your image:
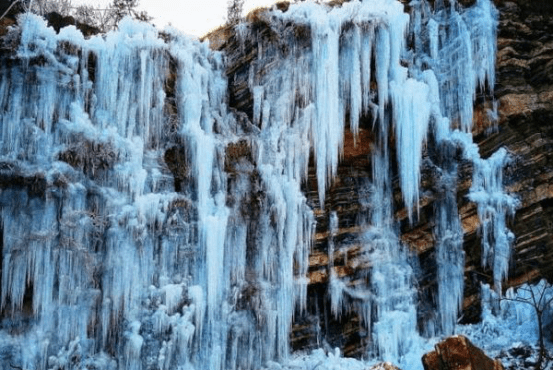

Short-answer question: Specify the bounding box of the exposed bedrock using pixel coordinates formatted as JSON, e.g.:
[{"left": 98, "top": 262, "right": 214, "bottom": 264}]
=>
[
  {"left": 422, "top": 335, "right": 505, "bottom": 370},
  {"left": 215, "top": 0, "right": 552, "bottom": 356}
]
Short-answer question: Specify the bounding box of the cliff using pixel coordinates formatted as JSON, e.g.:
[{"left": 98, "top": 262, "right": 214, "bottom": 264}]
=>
[
  {"left": 0, "top": 0, "right": 550, "bottom": 368},
  {"left": 211, "top": 0, "right": 552, "bottom": 356}
]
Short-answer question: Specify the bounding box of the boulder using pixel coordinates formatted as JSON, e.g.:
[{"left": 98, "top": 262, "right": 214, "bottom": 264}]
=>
[
  {"left": 422, "top": 335, "right": 504, "bottom": 370},
  {"left": 368, "top": 362, "right": 403, "bottom": 370}
]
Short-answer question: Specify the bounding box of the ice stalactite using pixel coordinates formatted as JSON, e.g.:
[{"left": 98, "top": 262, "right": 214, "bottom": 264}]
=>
[
  {"left": 426, "top": 0, "right": 498, "bottom": 133},
  {"left": 328, "top": 211, "right": 345, "bottom": 318},
  {"left": 432, "top": 142, "right": 465, "bottom": 336},
  {"left": 312, "top": 17, "right": 342, "bottom": 209},
  {"left": 437, "top": 131, "right": 518, "bottom": 301},
  {"left": 366, "top": 149, "right": 419, "bottom": 363},
  {"left": 411, "top": 0, "right": 517, "bottom": 335},
  {"left": 390, "top": 77, "right": 431, "bottom": 222},
  {"left": 467, "top": 148, "right": 519, "bottom": 293}
]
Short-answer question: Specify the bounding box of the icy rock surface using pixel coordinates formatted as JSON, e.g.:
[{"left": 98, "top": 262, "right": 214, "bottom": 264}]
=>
[
  {"left": 0, "top": 0, "right": 529, "bottom": 369},
  {"left": 0, "top": 13, "right": 313, "bottom": 370}
]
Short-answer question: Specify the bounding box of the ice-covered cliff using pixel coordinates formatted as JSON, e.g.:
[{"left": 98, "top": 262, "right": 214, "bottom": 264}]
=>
[{"left": 0, "top": 0, "right": 551, "bottom": 369}]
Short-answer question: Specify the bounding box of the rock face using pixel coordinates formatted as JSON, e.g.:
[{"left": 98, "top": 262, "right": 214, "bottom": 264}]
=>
[
  {"left": 460, "top": 0, "right": 553, "bottom": 321},
  {"left": 403, "top": 0, "right": 553, "bottom": 325},
  {"left": 0, "top": 0, "right": 548, "bottom": 368},
  {"left": 311, "top": 0, "right": 552, "bottom": 342},
  {"left": 422, "top": 335, "right": 505, "bottom": 370},
  {"left": 214, "top": 0, "right": 552, "bottom": 358}
]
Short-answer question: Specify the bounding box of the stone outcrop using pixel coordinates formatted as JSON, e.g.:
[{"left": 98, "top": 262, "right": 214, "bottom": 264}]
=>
[
  {"left": 369, "top": 363, "right": 403, "bottom": 370},
  {"left": 422, "top": 335, "right": 505, "bottom": 370},
  {"left": 212, "top": 0, "right": 552, "bottom": 357}
]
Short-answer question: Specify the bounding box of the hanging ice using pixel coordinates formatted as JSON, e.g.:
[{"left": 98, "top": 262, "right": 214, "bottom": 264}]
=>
[
  {"left": 411, "top": 0, "right": 515, "bottom": 336},
  {"left": 468, "top": 148, "right": 519, "bottom": 293},
  {"left": 428, "top": 0, "right": 498, "bottom": 133},
  {"left": 0, "top": 0, "right": 515, "bottom": 369}
]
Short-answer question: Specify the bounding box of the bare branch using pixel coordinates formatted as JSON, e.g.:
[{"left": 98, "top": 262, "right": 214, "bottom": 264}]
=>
[{"left": 0, "top": 0, "right": 20, "bottom": 22}]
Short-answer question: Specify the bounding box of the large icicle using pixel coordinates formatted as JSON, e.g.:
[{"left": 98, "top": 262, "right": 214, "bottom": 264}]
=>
[
  {"left": 430, "top": 0, "right": 498, "bottom": 132},
  {"left": 467, "top": 148, "right": 519, "bottom": 293},
  {"left": 390, "top": 76, "right": 431, "bottom": 221},
  {"left": 367, "top": 149, "right": 418, "bottom": 364}
]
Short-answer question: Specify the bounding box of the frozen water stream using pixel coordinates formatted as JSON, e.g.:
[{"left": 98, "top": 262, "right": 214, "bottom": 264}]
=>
[{"left": 0, "top": 0, "right": 549, "bottom": 369}]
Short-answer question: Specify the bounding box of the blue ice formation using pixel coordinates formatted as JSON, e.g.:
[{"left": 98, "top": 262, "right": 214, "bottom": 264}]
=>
[{"left": 0, "top": 1, "right": 532, "bottom": 369}]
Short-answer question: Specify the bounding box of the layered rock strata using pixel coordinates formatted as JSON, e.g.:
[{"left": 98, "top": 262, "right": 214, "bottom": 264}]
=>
[{"left": 213, "top": 0, "right": 552, "bottom": 356}]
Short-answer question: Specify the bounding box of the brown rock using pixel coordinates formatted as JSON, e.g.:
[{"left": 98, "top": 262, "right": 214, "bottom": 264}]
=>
[
  {"left": 368, "top": 362, "right": 403, "bottom": 370},
  {"left": 422, "top": 336, "right": 505, "bottom": 370}
]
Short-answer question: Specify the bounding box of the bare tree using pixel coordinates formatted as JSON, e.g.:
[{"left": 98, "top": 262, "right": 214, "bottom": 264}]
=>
[
  {"left": 74, "top": 4, "right": 96, "bottom": 26},
  {"left": 22, "top": 0, "right": 73, "bottom": 16},
  {"left": 480, "top": 262, "right": 553, "bottom": 370},
  {"left": 501, "top": 279, "right": 553, "bottom": 370},
  {"left": 227, "top": 0, "right": 244, "bottom": 25},
  {"left": 111, "top": 0, "right": 137, "bottom": 23},
  {"left": 14, "top": 0, "right": 152, "bottom": 32},
  {"left": 111, "top": 0, "right": 151, "bottom": 25},
  {"left": 0, "top": 0, "right": 22, "bottom": 21},
  {"left": 73, "top": 4, "right": 117, "bottom": 32}
]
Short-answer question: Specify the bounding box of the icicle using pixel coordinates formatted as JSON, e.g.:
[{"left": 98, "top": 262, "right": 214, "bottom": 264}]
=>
[
  {"left": 464, "top": 0, "right": 498, "bottom": 93},
  {"left": 428, "top": 0, "right": 498, "bottom": 132},
  {"left": 312, "top": 17, "right": 342, "bottom": 209},
  {"left": 428, "top": 18, "right": 439, "bottom": 62},
  {"left": 375, "top": 26, "right": 390, "bottom": 134},
  {"left": 468, "top": 148, "right": 519, "bottom": 293},
  {"left": 328, "top": 212, "right": 344, "bottom": 318},
  {"left": 390, "top": 77, "right": 431, "bottom": 221},
  {"left": 124, "top": 322, "right": 143, "bottom": 370},
  {"left": 435, "top": 167, "right": 465, "bottom": 335},
  {"left": 366, "top": 150, "right": 418, "bottom": 363},
  {"left": 360, "top": 25, "right": 374, "bottom": 117},
  {"left": 341, "top": 25, "right": 362, "bottom": 137}
]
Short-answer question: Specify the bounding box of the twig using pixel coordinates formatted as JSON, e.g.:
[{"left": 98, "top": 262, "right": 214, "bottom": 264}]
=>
[{"left": 0, "top": 0, "right": 21, "bottom": 22}]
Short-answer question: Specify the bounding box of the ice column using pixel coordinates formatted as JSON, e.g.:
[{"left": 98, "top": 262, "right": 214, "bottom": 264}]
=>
[
  {"left": 414, "top": 0, "right": 506, "bottom": 334},
  {"left": 367, "top": 149, "right": 418, "bottom": 363},
  {"left": 468, "top": 148, "right": 519, "bottom": 293},
  {"left": 430, "top": 0, "right": 498, "bottom": 132}
]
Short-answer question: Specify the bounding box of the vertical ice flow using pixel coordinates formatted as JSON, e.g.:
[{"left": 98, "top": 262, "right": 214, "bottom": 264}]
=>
[{"left": 0, "top": 0, "right": 514, "bottom": 369}]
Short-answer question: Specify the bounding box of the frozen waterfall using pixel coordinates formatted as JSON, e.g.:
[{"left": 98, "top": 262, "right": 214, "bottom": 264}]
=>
[{"left": 0, "top": 0, "right": 524, "bottom": 369}]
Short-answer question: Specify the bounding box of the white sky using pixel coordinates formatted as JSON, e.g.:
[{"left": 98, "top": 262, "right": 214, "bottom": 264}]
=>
[{"left": 73, "top": 0, "right": 279, "bottom": 37}]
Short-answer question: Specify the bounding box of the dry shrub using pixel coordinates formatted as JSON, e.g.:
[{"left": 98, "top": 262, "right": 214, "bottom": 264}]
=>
[
  {"left": 225, "top": 140, "right": 253, "bottom": 172},
  {"left": 202, "top": 23, "right": 234, "bottom": 50},
  {"left": 58, "top": 139, "right": 118, "bottom": 177},
  {"left": 245, "top": 6, "right": 272, "bottom": 32},
  {"left": 275, "top": 1, "right": 290, "bottom": 12},
  {"left": 294, "top": 24, "right": 311, "bottom": 41},
  {"left": 327, "top": 0, "right": 351, "bottom": 8}
]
